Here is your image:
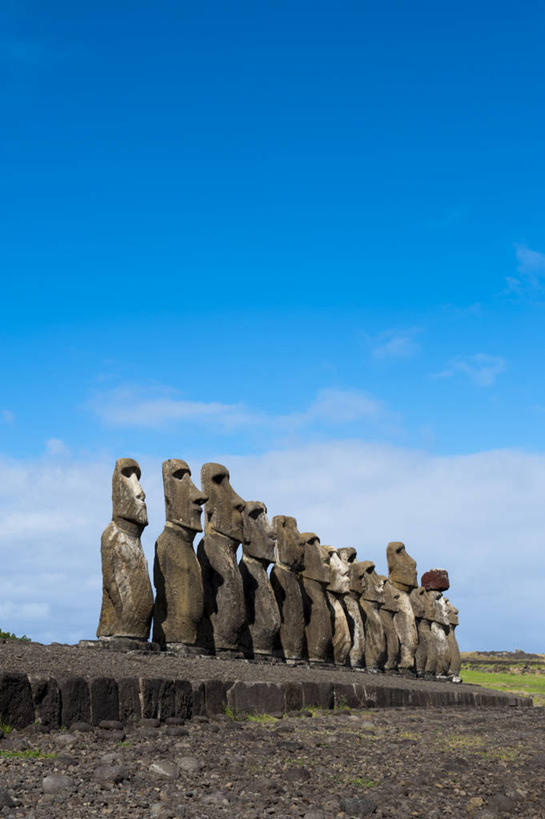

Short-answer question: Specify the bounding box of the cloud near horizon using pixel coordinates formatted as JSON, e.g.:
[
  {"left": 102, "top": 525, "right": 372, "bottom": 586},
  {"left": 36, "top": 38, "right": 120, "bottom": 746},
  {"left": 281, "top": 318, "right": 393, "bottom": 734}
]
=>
[{"left": 1, "top": 440, "right": 544, "bottom": 651}]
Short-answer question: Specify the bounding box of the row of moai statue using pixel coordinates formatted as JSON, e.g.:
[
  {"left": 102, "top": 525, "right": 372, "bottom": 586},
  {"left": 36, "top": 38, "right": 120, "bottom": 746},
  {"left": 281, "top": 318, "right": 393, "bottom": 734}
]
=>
[{"left": 96, "top": 458, "right": 461, "bottom": 680}]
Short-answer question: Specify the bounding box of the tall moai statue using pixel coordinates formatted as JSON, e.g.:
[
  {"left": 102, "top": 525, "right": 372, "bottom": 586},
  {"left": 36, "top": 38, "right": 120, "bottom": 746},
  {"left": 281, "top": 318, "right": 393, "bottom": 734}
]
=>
[
  {"left": 378, "top": 576, "right": 401, "bottom": 672},
  {"left": 422, "top": 569, "right": 451, "bottom": 678},
  {"left": 338, "top": 548, "right": 366, "bottom": 668},
  {"left": 270, "top": 515, "right": 307, "bottom": 662},
  {"left": 239, "top": 501, "right": 281, "bottom": 658},
  {"left": 97, "top": 458, "right": 154, "bottom": 640},
  {"left": 197, "top": 463, "right": 247, "bottom": 653},
  {"left": 445, "top": 599, "right": 462, "bottom": 682},
  {"left": 409, "top": 585, "right": 431, "bottom": 678},
  {"left": 386, "top": 542, "right": 418, "bottom": 673},
  {"left": 300, "top": 533, "right": 333, "bottom": 664},
  {"left": 152, "top": 459, "right": 207, "bottom": 649},
  {"left": 326, "top": 547, "right": 352, "bottom": 666},
  {"left": 358, "top": 561, "right": 386, "bottom": 672}
]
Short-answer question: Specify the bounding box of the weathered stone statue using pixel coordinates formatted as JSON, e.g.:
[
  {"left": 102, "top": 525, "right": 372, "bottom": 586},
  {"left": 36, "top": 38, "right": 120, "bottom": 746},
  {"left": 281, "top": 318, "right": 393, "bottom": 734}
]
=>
[
  {"left": 270, "top": 515, "right": 307, "bottom": 662},
  {"left": 445, "top": 599, "right": 462, "bottom": 682},
  {"left": 326, "top": 548, "right": 352, "bottom": 666},
  {"left": 97, "top": 458, "right": 154, "bottom": 640},
  {"left": 410, "top": 586, "right": 431, "bottom": 677},
  {"left": 422, "top": 568, "right": 450, "bottom": 678},
  {"left": 338, "top": 548, "right": 366, "bottom": 668},
  {"left": 379, "top": 577, "right": 401, "bottom": 672},
  {"left": 358, "top": 561, "right": 386, "bottom": 672},
  {"left": 152, "top": 459, "right": 207, "bottom": 648},
  {"left": 300, "top": 533, "right": 333, "bottom": 664},
  {"left": 239, "top": 501, "right": 281, "bottom": 658},
  {"left": 197, "top": 463, "right": 246, "bottom": 654},
  {"left": 386, "top": 542, "right": 418, "bottom": 673}
]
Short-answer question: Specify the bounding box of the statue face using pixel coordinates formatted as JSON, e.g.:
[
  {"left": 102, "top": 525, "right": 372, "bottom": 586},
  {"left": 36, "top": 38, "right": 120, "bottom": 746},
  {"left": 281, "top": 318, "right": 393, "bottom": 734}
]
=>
[
  {"left": 348, "top": 561, "right": 367, "bottom": 594},
  {"left": 272, "top": 515, "right": 304, "bottom": 570},
  {"left": 386, "top": 541, "right": 417, "bottom": 591},
  {"left": 299, "top": 532, "right": 320, "bottom": 548},
  {"left": 433, "top": 593, "right": 450, "bottom": 627},
  {"left": 338, "top": 547, "right": 357, "bottom": 564},
  {"left": 242, "top": 501, "right": 275, "bottom": 562},
  {"left": 201, "top": 462, "right": 245, "bottom": 541},
  {"left": 381, "top": 577, "right": 401, "bottom": 612},
  {"left": 327, "top": 549, "right": 351, "bottom": 594},
  {"left": 112, "top": 458, "right": 148, "bottom": 527},
  {"left": 445, "top": 599, "right": 459, "bottom": 626},
  {"left": 409, "top": 586, "right": 427, "bottom": 619},
  {"left": 422, "top": 589, "right": 439, "bottom": 620},
  {"left": 360, "top": 561, "right": 384, "bottom": 603},
  {"left": 302, "top": 542, "right": 330, "bottom": 584},
  {"left": 162, "top": 459, "right": 207, "bottom": 532}
]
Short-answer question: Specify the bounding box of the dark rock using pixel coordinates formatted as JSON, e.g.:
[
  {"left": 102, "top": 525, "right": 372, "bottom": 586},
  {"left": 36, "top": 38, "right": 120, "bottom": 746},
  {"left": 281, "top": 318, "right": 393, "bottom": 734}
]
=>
[
  {"left": 421, "top": 569, "right": 450, "bottom": 592},
  {"left": 118, "top": 677, "right": 141, "bottom": 722},
  {"left": 165, "top": 724, "right": 189, "bottom": 737},
  {"left": 70, "top": 721, "right": 93, "bottom": 732},
  {"left": 140, "top": 677, "right": 163, "bottom": 719},
  {"left": 59, "top": 676, "right": 91, "bottom": 726},
  {"left": 204, "top": 679, "right": 231, "bottom": 716},
  {"left": 94, "top": 763, "right": 128, "bottom": 783},
  {"left": 227, "top": 681, "right": 285, "bottom": 716},
  {"left": 90, "top": 677, "right": 119, "bottom": 724},
  {"left": 30, "top": 676, "right": 61, "bottom": 728},
  {"left": 340, "top": 795, "right": 377, "bottom": 816},
  {"left": 0, "top": 672, "right": 34, "bottom": 729},
  {"left": 99, "top": 719, "right": 124, "bottom": 730},
  {"left": 301, "top": 681, "right": 334, "bottom": 710},
  {"left": 42, "top": 774, "right": 74, "bottom": 794},
  {"left": 0, "top": 788, "right": 15, "bottom": 808}
]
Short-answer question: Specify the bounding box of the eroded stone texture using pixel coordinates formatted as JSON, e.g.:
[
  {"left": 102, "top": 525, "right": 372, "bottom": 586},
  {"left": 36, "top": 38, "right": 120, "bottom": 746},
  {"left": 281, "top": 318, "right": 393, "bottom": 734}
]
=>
[
  {"left": 326, "top": 548, "right": 351, "bottom": 666},
  {"left": 153, "top": 459, "right": 207, "bottom": 647},
  {"left": 379, "top": 577, "right": 401, "bottom": 672},
  {"left": 197, "top": 463, "right": 246, "bottom": 652},
  {"left": 239, "top": 501, "right": 281, "bottom": 657},
  {"left": 410, "top": 586, "right": 431, "bottom": 677},
  {"left": 270, "top": 516, "right": 306, "bottom": 661},
  {"left": 422, "top": 589, "right": 440, "bottom": 676},
  {"left": 342, "top": 557, "right": 366, "bottom": 668},
  {"left": 358, "top": 561, "right": 386, "bottom": 672},
  {"left": 445, "top": 599, "right": 462, "bottom": 679},
  {"left": 300, "top": 535, "right": 333, "bottom": 663},
  {"left": 431, "top": 593, "right": 451, "bottom": 677},
  {"left": 97, "top": 459, "right": 153, "bottom": 640},
  {"left": 387, "top": 542, "right": 418, "bottom": 672},
  {"left": 421, "top": 568, "right": 450, "bottom": 592}
]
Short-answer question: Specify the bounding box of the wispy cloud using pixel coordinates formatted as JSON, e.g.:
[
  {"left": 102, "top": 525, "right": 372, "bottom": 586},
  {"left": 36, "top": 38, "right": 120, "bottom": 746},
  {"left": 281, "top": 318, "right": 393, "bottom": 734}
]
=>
[
  {"left": 45, "top": 438, "right": 71, "bottom": 456},
  {"left": 436, "top": 353, "right": 506, "bottom": 387},
  {"left": 2, "top": 409, "right": 14, "bottom": 424},
  {"left": 504, "top": 245, "right": 545, "bottom": 299},
  {"left": 88, "top": 385, "right": 387, "bottom": 432},
  {"left": 371, "top": 329, "right": 421, "bottom": 360}
]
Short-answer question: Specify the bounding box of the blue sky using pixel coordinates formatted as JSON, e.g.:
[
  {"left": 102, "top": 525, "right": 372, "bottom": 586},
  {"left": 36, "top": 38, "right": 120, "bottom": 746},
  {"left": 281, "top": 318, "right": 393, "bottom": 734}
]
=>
[{"left": 1, "top": 1, "right": 545, "bottom": 649}]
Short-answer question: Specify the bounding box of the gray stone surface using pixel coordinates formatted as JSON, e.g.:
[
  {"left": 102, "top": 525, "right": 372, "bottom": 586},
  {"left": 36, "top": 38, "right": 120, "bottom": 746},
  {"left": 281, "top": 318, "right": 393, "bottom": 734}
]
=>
[
  {"left": 270, "top": 515, "right": 307, "bottom": 661},
  {"left": 197, "top": 463, "right": 246, "bottom": 652},
  {"left": 0, "top": 672, "right": 34, "bottom": 729},
  {"left": 300, "top": 536, "right": 333, "bottom": 663},
  {"left": 387, "top": 543, "right": 418, "bottom": 671},
  {"left": 326, "top": 548, "right": 351, "bottom": 666},
  {"left": 153, "top": 459, "right": 207, "bottom": 647},
  {"left": 379, "top": 578, "right": 401, "bottom": 672},
  {"left": 445, "top": 598, "right": 461, "bottom": 678},
  {"left": 359, "top": 562, "right": 386, "bottom": 672},
  {"left": 97, "top": 458, "right": 153, "bottom": 640}
]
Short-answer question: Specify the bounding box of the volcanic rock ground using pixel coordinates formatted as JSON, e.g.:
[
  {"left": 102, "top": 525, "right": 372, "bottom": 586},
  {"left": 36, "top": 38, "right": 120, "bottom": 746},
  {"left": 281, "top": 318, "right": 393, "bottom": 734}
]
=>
[{"left": 1, "top": 643, "right": 542, "bottom": 818}]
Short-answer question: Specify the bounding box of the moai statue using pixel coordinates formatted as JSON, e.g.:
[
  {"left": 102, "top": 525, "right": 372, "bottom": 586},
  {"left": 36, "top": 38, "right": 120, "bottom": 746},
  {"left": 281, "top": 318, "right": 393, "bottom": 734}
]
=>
[
  {"left": 358, "top": 561, "right": 386, "bottom": 672},
  {"left": 445, "top": 599, "right": 462, "bottom": 682},
  {"left": 300, "top": 533, "right": 333, "bottom": 664},
  {"left": 326, "top": 548, "right": 352, "bottom": 666},
  {"left": 270, "top": 515, "right": 307, "bottom": 662},
  {"left": 338, "top": 548, "right": 366, "bottom": 668},
  {"left": 378, "top": 576, "right": 401, "bottom": 672},
  {"left": 97, "top": 458, "right": 154, "bottom": 640},
  {"left": 422, "top": 568, "right": 450, "bottom": 678},
  {"left": 197, "top": 463, "right": 246, "bottom": 654},
  {"left": 386, "top": 542, "right": 418, "bottom": 673},
  {"left": 410, "top": 585, "right": 432, "bottom": 678},
  {"left": 152, "top": 459, "right": 207, "bottom": 649},
  {"left": 239, "top": 501, "right": 281, "bottom": 658}
]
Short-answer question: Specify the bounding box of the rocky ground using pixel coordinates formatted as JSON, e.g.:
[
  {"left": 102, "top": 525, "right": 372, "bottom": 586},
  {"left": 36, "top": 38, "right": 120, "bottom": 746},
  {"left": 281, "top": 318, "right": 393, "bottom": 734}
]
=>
[{"left": 1, "top": 705, "right": 543, "bottom": 818}]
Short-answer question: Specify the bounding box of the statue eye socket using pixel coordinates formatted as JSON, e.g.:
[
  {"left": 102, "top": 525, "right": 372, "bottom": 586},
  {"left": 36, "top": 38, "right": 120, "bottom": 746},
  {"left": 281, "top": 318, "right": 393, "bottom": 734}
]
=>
[
  {"left": 212, "top": 474, "right": 225, "bottom": 485},
  {"left": 172, "top": 469, "right": 186, "bottom": 480},
  {"left": 122, "top": 467, "right": 137, "bottom": 478}
]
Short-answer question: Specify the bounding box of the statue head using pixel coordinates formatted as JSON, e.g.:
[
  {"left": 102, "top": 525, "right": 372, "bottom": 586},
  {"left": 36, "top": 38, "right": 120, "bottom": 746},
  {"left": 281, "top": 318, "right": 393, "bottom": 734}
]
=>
[
  {"left": 162, "top": 459, "right": 207, "bottom": 532},
  {"left": 386, "top": 542, "right": 417, "bottom": 591},
  {"left": 302, "top": 541, "right": 330, "bottom": 584},
  {"left": 201, "top": 463, "right": 245, "bottom": 542},
  {"left": 348, "top": 560, "right": 368, "bottom": 595},
  {"left": 445, "top": 599, "right": 459, "bottom": 627},
  {"left": 433, "top": 593, "right": 450, "bottom": 627},
  {"left": 242, "top": 501, "right": 275, "bottom": 563},
  {"left": 360, "top": 560, "right": 385, "bottom": 603},
  {"left": 326, "top": 548, "right": 351, "bottom": 594},
  {"left": 112, "top": 458, "right": 148, "bottom": 530},
  {"left": 422, "top": 589, "right": 440, "bottom": 621},
  {"left": 409, "top": 586, "right": 427, "bottom": 619},
  {"left": 299, "top": 532, "right": 320, "bottom": 548},
  {"left": 272, "top": 515, "right": 304, "bottom": 571},
  {"left": 381, "top": 576, "right": 401, "bottom": 613},
  {"left": 338, "top": 547, "right": 357, "bottom": 564}
]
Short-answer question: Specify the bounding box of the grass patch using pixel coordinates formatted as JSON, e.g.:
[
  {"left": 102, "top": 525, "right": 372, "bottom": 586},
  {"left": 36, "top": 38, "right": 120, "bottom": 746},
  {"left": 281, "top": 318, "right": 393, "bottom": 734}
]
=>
[
  {"left": 116, "top": 740, "right": 131, "bottom": 748},
  {"left": 349, "top": 777, "right": 378, "bottom": 788},
  {"left": 0, "top": 722, "right": 13, "bottom": 735},
  {"left": 439, "top": 733, "right": 486, "bottom": 752},
  {"left": 0, "top": 749, "right": 56, "bottom": 760},
  {"left": 461, "top": 667, "right": 544, "bottom": 706},
  {"left": 246, "top": 713, "right": 279, "bottom": 725}
]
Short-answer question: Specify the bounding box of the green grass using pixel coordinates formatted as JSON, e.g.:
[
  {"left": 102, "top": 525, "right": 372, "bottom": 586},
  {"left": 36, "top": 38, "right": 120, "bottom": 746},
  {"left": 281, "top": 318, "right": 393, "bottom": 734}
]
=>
[
  {"left": 349, "top": 777, "right": 378, "bottom": 788},
  {"left": 0, "top": 722, "right": 13, "bottom": 734},
  {"left": 246, "top": 712, "right": 279, "bottom": 724},
  {"left": 0, "top": 749, "right": 56, "bottom": 760},
  {"left": 461, "top": 666, "right": 544, "bottom": 705}
]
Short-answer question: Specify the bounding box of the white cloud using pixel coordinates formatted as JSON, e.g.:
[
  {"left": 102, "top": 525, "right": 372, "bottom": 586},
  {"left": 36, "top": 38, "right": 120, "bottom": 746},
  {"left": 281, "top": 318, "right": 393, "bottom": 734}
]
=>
[
  {"left": 372, "top": 330, "right": 420, "bottom": 360},
  {"left": 45, "top": 438, "right": 71, "bottom": 456},
  {"left": 1, "top": 442, "right": 544, "bottom": 651},
  {"left": 2, "top": 410, "right": 14, "bottom": 424},
  {"left": 436, "top": 353, "right": 506, "bottom": 387},
  {"left": 504, "top": 245, "right": 545, "bottom": 298}
]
